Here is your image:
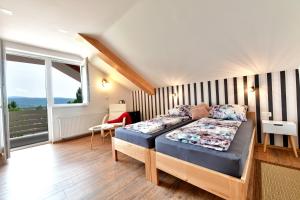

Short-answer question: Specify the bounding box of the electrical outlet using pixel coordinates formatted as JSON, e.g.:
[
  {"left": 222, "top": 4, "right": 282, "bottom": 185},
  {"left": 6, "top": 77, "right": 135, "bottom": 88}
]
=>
[{"left": 261, "top": 111, "right": 272, "bottom": 119}]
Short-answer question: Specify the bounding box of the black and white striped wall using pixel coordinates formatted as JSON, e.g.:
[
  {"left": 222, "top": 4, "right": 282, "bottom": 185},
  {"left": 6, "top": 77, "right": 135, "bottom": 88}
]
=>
[{"left": 132, "top": 68, "right": 300, "bottom": 149}]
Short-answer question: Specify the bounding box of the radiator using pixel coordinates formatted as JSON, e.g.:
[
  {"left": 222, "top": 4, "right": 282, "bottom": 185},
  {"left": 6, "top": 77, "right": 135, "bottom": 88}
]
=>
[{"left": 57, "top": 113, "right": 104, "bottom": 139}]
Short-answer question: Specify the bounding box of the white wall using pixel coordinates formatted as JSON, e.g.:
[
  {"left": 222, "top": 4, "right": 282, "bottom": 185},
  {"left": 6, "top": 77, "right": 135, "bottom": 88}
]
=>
[{"left": 51, "top": 62, "right": 133, "bottom": 141}]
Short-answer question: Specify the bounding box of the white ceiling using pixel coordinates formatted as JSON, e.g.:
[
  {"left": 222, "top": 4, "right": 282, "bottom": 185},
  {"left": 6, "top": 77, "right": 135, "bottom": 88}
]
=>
[{"left": 1, "top": 0, "right": 300, "bottom": 89}]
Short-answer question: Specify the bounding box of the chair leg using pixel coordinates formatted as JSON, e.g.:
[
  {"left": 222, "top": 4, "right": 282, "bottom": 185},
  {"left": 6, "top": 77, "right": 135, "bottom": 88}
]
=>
[
  {"left": 101, "top": 130, "right": 105, "bottom": 144},
  {"left": 289, "top": 135, "right": 298, "bottom": 158},
  {"left": 263, "top": 133, "right": 268, "bottom": 152},
  {"left": 90, "top": 130, "right": 94, "bottom": 150},
  {"left": 109, "top": 129, "right": 112, "bottom": 137}
]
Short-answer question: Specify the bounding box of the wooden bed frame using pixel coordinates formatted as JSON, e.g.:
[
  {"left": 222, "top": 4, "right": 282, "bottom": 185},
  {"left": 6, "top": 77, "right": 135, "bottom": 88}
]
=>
[
  {"left": 150, "top": 112, "right": 256, "bottom": 200},
  {"left": 112, "top": 112, "right": 256, "bottom": 198},
  {"left": 112, "top": 137, "right": 153, "bottom": 181}
]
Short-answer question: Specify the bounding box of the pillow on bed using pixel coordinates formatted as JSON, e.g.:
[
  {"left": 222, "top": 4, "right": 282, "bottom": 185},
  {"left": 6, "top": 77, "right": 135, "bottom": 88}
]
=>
[
  {"left": 194, "top": 103, "right": 210, "bottom": 111},
  {"left": 191, "top": 106, "right": 209, "bottom": 120},
  {"left": 168, "top": 105, "right": 192, "bottom": 117},
  {"left": 209, "top": 104, "right": 247, "bottom": 121}
]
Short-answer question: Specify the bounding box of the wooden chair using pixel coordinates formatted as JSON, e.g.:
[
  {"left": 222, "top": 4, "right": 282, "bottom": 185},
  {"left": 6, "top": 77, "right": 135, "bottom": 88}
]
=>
[
  {"left": 102, "top": 114, "right": 126, "bottom": 132},
  {"left": 90, "top": 104, "right": 127, "bottom": 148},
  {"left": 101, "top": 104, "right": 127, "bottom": 138}
]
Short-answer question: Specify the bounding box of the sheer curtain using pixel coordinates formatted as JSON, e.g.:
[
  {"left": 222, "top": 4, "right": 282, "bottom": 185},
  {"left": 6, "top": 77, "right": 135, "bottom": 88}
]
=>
[{"left": 0, "top": 39, "right": 10, "bottom": 160}]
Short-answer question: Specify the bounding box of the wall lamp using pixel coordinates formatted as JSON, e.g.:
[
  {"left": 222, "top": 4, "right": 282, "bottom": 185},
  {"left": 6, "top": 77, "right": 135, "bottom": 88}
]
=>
[{"left": 101, "top": 78, "right": 111, "bottom": 88}]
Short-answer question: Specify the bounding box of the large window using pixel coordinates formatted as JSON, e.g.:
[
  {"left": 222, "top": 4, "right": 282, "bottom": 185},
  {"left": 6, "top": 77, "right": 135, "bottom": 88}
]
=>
[{"left": 6, "top": 51, "right": 89, "bottom": 107}]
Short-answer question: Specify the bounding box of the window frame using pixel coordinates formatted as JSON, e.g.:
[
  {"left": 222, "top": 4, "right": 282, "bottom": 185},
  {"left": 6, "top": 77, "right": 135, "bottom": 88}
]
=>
[
  {"left": 5, "top": 49, "right": 89, "bottom": 108},
  {"left": 50, "top": 58, "right": 88, "bottom": 108}
]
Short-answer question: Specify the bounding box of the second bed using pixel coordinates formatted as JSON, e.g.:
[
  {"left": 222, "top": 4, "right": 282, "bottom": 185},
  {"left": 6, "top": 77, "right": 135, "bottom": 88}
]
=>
[{"left": 150, "top": 112, "right": 256, "bottom": 200}]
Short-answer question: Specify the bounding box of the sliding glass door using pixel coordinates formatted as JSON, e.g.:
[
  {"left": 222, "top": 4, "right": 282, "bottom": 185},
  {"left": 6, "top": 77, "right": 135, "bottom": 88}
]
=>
[
  {"left": 0, "top": 41, "right": 88, "bottom": 154},
  {"left": 6, "top": 54, "right": 48, "bottom": 148}
]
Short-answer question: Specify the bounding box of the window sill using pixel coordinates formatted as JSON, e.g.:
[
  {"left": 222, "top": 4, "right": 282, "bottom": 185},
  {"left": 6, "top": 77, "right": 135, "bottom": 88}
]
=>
[{"left": 51, "top": 103, "right": 89, "bottom": 109}]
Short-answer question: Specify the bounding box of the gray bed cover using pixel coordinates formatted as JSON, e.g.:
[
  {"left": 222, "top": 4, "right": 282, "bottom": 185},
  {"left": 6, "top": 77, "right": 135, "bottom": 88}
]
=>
[
  {"left": 115, "top": 119, "right": 194, "bottom": 148},
  {"left": 155, "top": 118, "right": 254, "bottom": 178}
]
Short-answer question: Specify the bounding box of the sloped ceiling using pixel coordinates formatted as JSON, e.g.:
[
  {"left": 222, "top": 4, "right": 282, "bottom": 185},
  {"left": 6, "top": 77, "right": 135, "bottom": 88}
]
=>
[{"left": 1, "top": 0, "right": 300, "bottom": 89}]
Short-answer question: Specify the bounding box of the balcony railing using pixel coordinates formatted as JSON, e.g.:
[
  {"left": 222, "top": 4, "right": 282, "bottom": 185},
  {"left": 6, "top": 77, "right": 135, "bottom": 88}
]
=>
[{"left": 9, "top": 107, "right": 48, "bottom": 148}]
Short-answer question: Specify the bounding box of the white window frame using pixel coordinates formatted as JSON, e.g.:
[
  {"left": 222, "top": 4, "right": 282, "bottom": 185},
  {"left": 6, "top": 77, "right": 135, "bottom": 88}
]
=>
[
  {"left": 5, "top": 49, "right": 89, "bottom": 108},
  {"left": 50, "top": 58, "right": 89, "bottom": 108},
  {"left": 4, "top": 49, "right": 89, "bottom": 142}
]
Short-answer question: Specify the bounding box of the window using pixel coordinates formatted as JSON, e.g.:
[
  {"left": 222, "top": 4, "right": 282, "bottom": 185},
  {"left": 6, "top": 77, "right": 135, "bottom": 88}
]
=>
[
  {"left": 51, "top": 61, "right": 83, "bottom": 104},
  {"left": 51, "top": 59, "right": 89, "bottom": 105},
  {"left": 6, "top": 54, "right": 46, "bottom": 102},
  {"left": 5, "top": 51, "right": 89, "bottom": 107}
]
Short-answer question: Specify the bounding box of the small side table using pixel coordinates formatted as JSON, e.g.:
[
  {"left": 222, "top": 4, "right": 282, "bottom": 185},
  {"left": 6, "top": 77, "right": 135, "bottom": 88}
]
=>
[
  {"left": 89, "top": 124, "right": 114, "bottom": 149},
  {"left": 262, "top": 120, "right": 298, "bottom": 158}
]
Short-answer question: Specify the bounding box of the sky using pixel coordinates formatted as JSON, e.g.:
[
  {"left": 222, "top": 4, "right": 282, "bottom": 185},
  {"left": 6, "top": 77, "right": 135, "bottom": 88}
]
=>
[{"left": 6, "top": 61, "right": 81, "bottom": 98}]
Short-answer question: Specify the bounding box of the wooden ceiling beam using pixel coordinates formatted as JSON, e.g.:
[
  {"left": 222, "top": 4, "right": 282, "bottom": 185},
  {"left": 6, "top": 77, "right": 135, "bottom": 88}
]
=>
[{"left": 78, "top": 33, "right": 155, "bottom": 95}]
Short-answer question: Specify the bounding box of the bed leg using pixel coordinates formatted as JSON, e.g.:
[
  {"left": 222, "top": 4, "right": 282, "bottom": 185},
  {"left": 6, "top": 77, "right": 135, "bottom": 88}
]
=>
[
  {"left": 150, "top": 149, "right": 158, "bottom": 185},
  {"left": 111, "top": 137, "right": 118, "bottom": 161},
  {"left": 144, "top": 149, "right": 152, "bottom": 181},
  {"left": 229, "top": 181, "right": 246, "bottom": 200}
]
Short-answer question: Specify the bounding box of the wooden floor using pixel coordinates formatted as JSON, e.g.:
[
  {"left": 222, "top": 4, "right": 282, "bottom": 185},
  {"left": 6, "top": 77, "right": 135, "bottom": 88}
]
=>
[
  {"left": 254, "top": 144, "right": 300, "bottom": 170},
  {"left": 0, "top": 136, "right": 299, "bottom": 200}
]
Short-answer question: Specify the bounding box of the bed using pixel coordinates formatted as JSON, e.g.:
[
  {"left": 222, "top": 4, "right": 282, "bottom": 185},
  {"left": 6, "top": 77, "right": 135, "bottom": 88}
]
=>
[
  {"left": 150, "top": 112, "right": 256, "bottom": 200},
  {"left": 112, "top": 115, "right": 194, "bottom": 181}
]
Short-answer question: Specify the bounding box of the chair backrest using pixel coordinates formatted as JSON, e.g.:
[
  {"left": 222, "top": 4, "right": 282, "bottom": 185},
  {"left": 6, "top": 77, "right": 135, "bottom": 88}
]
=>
[
  {"left": 109, "top": 104, "right": 126, "bottom": 120},
  {"left": 102, "top": 114, "right": 109, "bottom": 124},
  {"left": 122, "top": 117, "right": 126, "bottom": 127}
]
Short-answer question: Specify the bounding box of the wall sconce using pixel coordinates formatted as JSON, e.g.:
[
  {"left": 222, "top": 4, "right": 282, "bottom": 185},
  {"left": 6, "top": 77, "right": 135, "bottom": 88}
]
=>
[
  {"left": 101, "top": 78, "right": 111, "bottom": 88},
  {"left": 250, "top": 86, "right": 256, "bottom": 92},
  {"left": 171, "top": 93, "right": 177, "bottom": 98}
]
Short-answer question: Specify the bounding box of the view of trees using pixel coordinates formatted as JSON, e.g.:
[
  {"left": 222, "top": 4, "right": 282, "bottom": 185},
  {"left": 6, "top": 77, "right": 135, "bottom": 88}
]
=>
[
  {"left": 35, "top": 105, "right": 45, "bottom": 110},
  {"left": 8, "top": 100, "right": 20, "bottom": 112},
  {"left": 68, "top": 87, "right": 83, "bottom": 104},
  {"left": 8, "top": 101, "right": 46, "bottom": 111},
  {"left": 8, "top": 87, "right": 82, "bottom": 111}
]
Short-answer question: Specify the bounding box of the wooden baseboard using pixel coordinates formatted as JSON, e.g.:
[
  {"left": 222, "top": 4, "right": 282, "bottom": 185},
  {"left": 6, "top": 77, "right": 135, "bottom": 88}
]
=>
[
  {"left": 53, "top": 130, "right": 114, "bottom": 144},
  {"left": 52, "top": 132, "right": 92, "bottom": 144},
  {"left": 255, "top": 143, "right": 300, "bottom": 153}
]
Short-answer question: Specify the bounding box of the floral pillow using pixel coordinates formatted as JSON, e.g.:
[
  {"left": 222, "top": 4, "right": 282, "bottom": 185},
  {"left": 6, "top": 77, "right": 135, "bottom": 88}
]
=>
[
  {"left": 209, "top": 104, "right": 248, "bottom": 121},
  {"left": 168, "top": 105, "right": 192, "bottom": 117}
]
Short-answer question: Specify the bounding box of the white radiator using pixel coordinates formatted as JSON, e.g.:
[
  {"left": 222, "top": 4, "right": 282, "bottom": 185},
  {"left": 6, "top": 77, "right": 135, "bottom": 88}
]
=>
[{"left": 57, "top": 113, "right": 104, "bottom": 139}]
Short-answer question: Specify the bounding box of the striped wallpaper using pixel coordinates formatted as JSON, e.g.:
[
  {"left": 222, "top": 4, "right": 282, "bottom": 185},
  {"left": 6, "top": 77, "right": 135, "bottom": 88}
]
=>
[{"left": 132, "top": 68, "right": 300, "bottom": 149}]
